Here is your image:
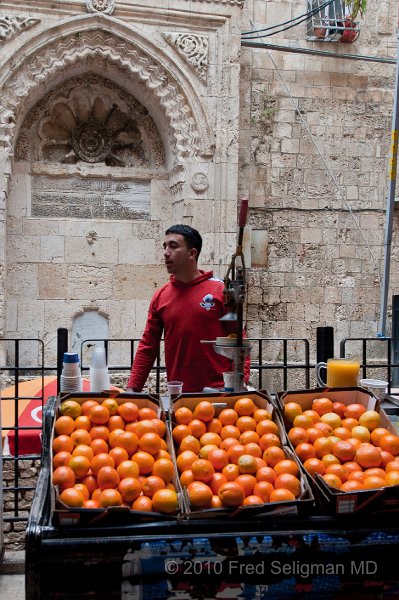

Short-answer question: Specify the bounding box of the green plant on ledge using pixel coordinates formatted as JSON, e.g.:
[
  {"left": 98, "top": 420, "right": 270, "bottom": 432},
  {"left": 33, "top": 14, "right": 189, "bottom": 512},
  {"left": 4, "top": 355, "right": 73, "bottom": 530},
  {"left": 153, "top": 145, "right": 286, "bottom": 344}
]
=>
[{"left": 345, "top": 0, "right": 367, "bottom": 20}]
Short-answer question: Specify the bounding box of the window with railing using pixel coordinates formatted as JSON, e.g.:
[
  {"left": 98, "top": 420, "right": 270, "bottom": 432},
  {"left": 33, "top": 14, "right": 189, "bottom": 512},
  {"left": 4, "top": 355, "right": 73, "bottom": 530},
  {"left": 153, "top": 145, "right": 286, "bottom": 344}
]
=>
[{"left": 307, "top": 0, "right": 360, "bottom": 43}]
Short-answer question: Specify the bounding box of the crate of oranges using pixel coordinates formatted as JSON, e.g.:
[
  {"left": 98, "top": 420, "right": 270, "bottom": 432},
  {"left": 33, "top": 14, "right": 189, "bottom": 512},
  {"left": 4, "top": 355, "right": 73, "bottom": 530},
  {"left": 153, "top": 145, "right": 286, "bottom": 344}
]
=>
[
  {"left": 51, "top": 392, "right": 184, "bottom": 525},
  {"left": 277, "top": 387, "right": 399, "bottom": 514},
  {"left": 169, "top": 391, "right": 315, "bottom": 518}
]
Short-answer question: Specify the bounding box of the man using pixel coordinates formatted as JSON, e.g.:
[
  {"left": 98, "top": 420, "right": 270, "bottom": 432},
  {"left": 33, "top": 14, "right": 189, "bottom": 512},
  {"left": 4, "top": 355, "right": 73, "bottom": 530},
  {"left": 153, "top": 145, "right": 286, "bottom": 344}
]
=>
[{"left": 126, "top": 224, "right": 248, "bottom": 392}]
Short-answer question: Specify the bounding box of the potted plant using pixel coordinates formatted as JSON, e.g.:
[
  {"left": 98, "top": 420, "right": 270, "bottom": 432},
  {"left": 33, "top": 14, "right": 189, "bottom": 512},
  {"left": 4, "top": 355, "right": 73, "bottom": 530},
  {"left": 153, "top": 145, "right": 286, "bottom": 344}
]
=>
[{"left": 340, "top": 0, "right": 367, "bottom": 42}]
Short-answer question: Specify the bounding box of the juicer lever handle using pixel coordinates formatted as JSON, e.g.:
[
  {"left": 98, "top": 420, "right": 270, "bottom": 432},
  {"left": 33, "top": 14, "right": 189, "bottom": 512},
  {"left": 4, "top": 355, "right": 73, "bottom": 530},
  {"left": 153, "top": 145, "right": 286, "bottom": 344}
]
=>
[{"left": 238, "top": 198, "right": 249, "bottom": 227}]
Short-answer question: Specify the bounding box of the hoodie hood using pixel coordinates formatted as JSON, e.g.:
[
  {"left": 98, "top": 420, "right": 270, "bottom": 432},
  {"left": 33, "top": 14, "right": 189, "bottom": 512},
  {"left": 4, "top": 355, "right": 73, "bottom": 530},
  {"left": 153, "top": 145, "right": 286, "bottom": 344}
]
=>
[{"left": 170, "top": 270, "right": 215, "bottom": 287}]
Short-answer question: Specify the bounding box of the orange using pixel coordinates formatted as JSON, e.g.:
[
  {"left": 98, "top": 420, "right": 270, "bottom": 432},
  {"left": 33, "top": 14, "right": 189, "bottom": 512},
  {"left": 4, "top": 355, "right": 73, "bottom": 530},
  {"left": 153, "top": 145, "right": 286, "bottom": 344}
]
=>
[
  {"left": 209, "top": 472, "right": 228, "bottom": 494},
  {"left": 219, "top": 408, "right": 238, "bottom": 425},
  {"left": 269, "top": 488, "right": 295, "bottom": 502},
  {"left": 385, "top": 470, "right": 399, "bottom": 486},
  {"left": 325, "top": 464, "right": 347, "bottom": 482},
  {"left": 256, "top": 420, "right": 279, "bottom": 436},
  {"left": 314, "top": 422, "right": 333, "bottom": 435},
  {"left": 152, "top": 458, "right": 174, "bottom": 484},
  {"left": 380, "top": 450, "right": 395, "bottom": 468},
  {"left": 115, "top": 431, "right": 139, "bottom": 455},
  {"left": 97, "top": 466, "right": 120, "bottom": 490},
  {"left": 71, "top": 429, "right": 92, "bottom": 447},
  {"left": 55, "top": 416, "right": 76, "bottom": 436},
  {"left": 320, "top": 412, "right": 342, "bottom": 430},
  {"left": 172, "top": 424, "right": 192, "bottom": 445},
  {"left": 180, "top": 469, "right": 195, "bottom": 487},
  {"left": 363, "top": 475, "right": 386, "bottom": 490},
  {"left": 283, "top": 402, "right": 302, "bottom": 422},
  {"left": 117, "top": 402, "right": 139, "bottom": 422},
  {"left": 341, "top": 480, "right": 364, "bottom": 491},
  {"left": 81, "top": 474, "right": 98, "bottom": 496},
  {"left": 370, "top": 427, "right": 391, "bottom": 446},
  {"left": 237, "top": 454, "right": 258, "bottom": 475},
  {"left": 243, "top": 495, "right": 264, "bottom": 506},
  {"left": 342, "top": 417, "right": 358, "bottom": 430},
  {"left": 306, "top": 427, "right": 324, "bottom": 444},
  {"left": 90, "top": 438, "right": 109, "bottom": 455},
  {"left": 313, "top": 437, "right": 334, "bottom": 459},
  {"left": 176, "top": 450, "right": 198, "bottom": 472},
  {"left": 132, "top": 496, "right": 153, "bottom": 512},
  {"left": 81, "top": 400, "right": 99, "bottom": 416},
  {"left": 342, "top": 461, "right": 362, "bottom": 476},
  {"left": 256, "top": 466, "right": 277, "bottom": 485},
  {"left": 98, "top": 489, "right": 123, "bottom": 507},
  {"left": 220, "top": 437, "right": 240, "bottom": 452},
  {"left": 188, "top": 482, "right": 213, "bottom": 508},
  {"left": 53, "top": 451, "right": 73, "bottom": 469},
  {"left": 243, "top": 443, "right": 262, "bottom": 459},
  {"left": 287, "top": 427, "right": 308, "bottom": 447},
  {"left": 295, "top": 443, "right": 316, "bottom": 462},
  {"left": 89, "top": 404, "right": 110, "bottom": 425},
  {"left": 152, "top": 488, "right": 178, "bottom": 514},
  {"left": 207, "top": 418, "right": 223, "bottom": 434},
  {"left": 228, "top": 443, "right": 246, "bottom": 464},
  {"left": 142, "top": 475, "right": 166, "bottom": 498},
  {"left": 274, "top": 473, "right": 301, "bottom": 497},
  {"left": 293, "top": 414, "right": 313, "bottom": 430},
  {"left": 253, "top": 481, "right": 274, "bottom": 502},
  {"left": 207, "top": 448, "right": 229, "bottom": 471},
  {"left": 274, "top": 459, "right": 299, "bottom": 477},
  {"left": 131, "top": 451, "right": 155, "bottom": 475},
  {"left": 358, "top": 410, "right": 381, "bottom": 431},
  {"left": 220, "top": 425, "right": 241, "bottom": 440},
  {"left": 199, "top": 432, "right": 222, "bottom": 447},
  {"left": 239, "top": 430, "right": 260, "bottom": 446},
  {"left": 179, "top": 435, "right": 201, "bottom": 454},
  {"left": 347, "top": 471, "right": 366, "bottom": 483},
  {"left": 303, "top": 410, "right": 321, "bottom": 424},
  {"left": 188, "top": 419, "right": 207, "bottom": 438},
  {"left": 199, "top": 444, "right": 218, "bottom": 459},
  {"left": 174, "top": 407, "right": 194, "bottom": 425},
  {"left": 332, "top": 402, "right": 346, "bottom": 418},
  {"left": 193, "top": 401, "right": 215, "bottom": 422},
  {"left": 91, "top": 452, "right": 115, "bottom": 476},
  {"left": 218, "top": 481, "right": 245, "bottom": 507},
  {"left": 152, "top": 418, "right": 166, "bottom": 438},
  {"left": 84, "top": 499, "right": 100, "bottom": 509},
  {"left": 53, "top": 434, "right": 74, "bottom": 454},
  {"left": 355, "top": 443, "right": 382, "bottom": 468},
  {"left": 138, "top": 407, "right": 158, "bottom": 421},
  {"left": 68, "top": 455, "right": 91, "bottom": 478},
  {"left": 263, "top": 446, "right": 285, "bottom": 467},
  {"left": 303, "top": 458, "right": 326, "bottom": 478},
  {"left": 222, "top": 463, "right": 240, "bottom": 481},
  {"left": 312, "top": 398, "right": 334, "bottom": 416},
  {"left": 135, "top": 419, "right": 159, "bottom": 438},
  {"left": 234, "top": 474, "right": 256, "bottom": 496},
  {"left": 385, "top": 460, "right": 399, "bottom": 473},
  {"left": 253, "top": 408, "right": 271, "bottom": 423},
  {"left": 74, "top": 416, "right": 92, "bottom": 431},
  {"left": 72, "top": 444, "right": 94, "bottom": 461},
  {"left": 117, "top": 460, "right": 140, "bottom": 480},
  {"left": 53, "top": 466, "right": 76, "bottom": 491},
  {"left": 321, "top": 454, "right": 340, "bottom": 467},
  {"left": 322, "top": 473, "right": 342, "bottom": 489},
  {"left": 60, "top": 400, "right": 82, "bottom": 419},
  {"left": 100, "top": 398, "right": 119, "bottom": 416},
  {"left": 59, "top": 487, "right": 84, "bottom": 507},
  {"left": 259, "top": 433, "right": 281, "bottom": 451},
  {"left": 333, "top": 427, "right": 351, "bottom": 441},
  {"left": 109, "top": 446, "right": 129, "bottom": 467},
  {"left": 347, "top": 437, "right": 362, "bottom": 451},
  {"left": 108, "top": 428, "right": 124, "bottom": 448},
  {"left": 108, "top": 415, "right": 126, "bottom": 431},
  {"left": 89, "top": 426, "right": 110, "bottom": 441},
  {"left": 379, "top": 434, "right": 399, "bottom": 456},
  {"left": 333, "top": 440, "right": 356, "bottom": 463},
  {"left": 138, "top": 432, "right": 162, "bottom": 455},
  {"left": 234, "top": 397, "right": 256, "bottom": 417},
  {"left": 344, "top": 404, "right": 366, "bottom": 420},
  {"left": 363, "top": 467, "right": 386, "bottom": 479},
  {"left": 236, "top": 416, "right": 257, "bottom": 433},
  {"left": 191, "top": 459, "right": 215, "bottom": 483},
  {"left": 73, "top": 483, "right": 90, "bottom": 501}
]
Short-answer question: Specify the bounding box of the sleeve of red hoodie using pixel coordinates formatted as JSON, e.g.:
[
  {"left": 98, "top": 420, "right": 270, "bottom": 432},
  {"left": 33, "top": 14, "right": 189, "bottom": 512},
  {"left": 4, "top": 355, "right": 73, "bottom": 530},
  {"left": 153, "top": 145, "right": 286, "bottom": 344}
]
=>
[{"left": 127, "top": 296, "right": 163, "bottom": 391}]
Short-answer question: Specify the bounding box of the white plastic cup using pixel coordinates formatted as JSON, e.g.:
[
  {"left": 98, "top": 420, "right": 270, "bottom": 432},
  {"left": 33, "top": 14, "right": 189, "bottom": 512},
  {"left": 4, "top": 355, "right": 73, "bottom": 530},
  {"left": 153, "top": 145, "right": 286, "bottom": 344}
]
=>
[
  {"left": 91, "top": 347, "right": 107, "bottom": 369},
  {"left": 62, "top": 352, "right": 81, "bottom": 377},
  {"left": 166, "top": 381, "right": 183, "bottom": 398},
  {"left": 223, "top": 371, "right": 235, "bottom": 392},
  {"left": 90, "top": 367, "right": 110, "bottom": 393}
]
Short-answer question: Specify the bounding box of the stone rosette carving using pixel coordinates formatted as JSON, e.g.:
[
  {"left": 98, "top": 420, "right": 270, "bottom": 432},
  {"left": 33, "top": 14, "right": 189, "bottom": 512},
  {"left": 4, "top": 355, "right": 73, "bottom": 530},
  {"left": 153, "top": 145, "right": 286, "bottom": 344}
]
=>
[
  {"left": 191, "top": 172, "right": 208, "bottom": 193},
  {"left": 163, "top": 33, "right": 208, "bottom": 83},
  {"left": 86, "top": 0, "right": 115, "bottom": 14},
  {"left": 0, "top": 16, "right": 40, "bottom": 43}
]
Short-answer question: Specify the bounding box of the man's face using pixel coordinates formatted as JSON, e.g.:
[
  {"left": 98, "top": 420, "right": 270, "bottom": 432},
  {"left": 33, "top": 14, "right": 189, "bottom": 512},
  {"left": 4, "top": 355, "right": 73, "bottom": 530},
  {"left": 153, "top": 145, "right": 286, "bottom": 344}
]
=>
[{"left": 163, "top": 233, "right": 196, "bottom": 274}]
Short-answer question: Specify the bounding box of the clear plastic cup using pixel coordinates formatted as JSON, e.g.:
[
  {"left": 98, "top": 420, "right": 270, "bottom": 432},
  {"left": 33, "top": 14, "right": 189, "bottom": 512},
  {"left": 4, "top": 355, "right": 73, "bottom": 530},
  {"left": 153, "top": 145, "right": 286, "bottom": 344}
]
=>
[
  {"left": 166, "top": 381, "right": 183, "bottom": 399},
  {"left": 91, "top": 347, "right": 107, "bottom": 369},
  {"left": 223, "top": 371, "right": 235, "bottom": 392}
]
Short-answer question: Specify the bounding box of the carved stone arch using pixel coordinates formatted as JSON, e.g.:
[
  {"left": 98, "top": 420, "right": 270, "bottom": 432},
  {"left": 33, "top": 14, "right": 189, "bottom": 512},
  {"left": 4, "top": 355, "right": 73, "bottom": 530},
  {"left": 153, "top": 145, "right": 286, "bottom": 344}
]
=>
[{"left": 0, "top": 14, "right": 215, "bottom": 166}]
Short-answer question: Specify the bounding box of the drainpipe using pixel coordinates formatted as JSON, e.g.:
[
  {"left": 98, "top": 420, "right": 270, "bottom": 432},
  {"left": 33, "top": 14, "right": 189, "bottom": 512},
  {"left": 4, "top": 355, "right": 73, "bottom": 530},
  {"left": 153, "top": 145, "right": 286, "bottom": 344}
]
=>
[{"left": 378, "top": 16, "right": 399, "bottom": 338}]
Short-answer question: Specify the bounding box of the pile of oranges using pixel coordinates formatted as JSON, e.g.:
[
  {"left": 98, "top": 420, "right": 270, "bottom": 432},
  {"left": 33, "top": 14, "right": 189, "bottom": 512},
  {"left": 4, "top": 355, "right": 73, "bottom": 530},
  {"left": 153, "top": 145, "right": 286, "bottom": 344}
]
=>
[
  {"left": 172, "top": 397, "right": 302, "bottom": 510},
  {"left": 52, "top": 398, "right": 179, "bottom": 514},
  {"left": 284, "top": 397, "right": 399, "bottom": 492}
]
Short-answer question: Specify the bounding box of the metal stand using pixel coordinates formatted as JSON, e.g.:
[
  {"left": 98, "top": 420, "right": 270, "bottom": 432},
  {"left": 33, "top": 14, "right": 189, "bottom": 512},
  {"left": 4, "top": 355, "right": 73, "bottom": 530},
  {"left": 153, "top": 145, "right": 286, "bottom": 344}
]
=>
[{"left": 213, "top": 344, "right": 252, "bottom": 392}]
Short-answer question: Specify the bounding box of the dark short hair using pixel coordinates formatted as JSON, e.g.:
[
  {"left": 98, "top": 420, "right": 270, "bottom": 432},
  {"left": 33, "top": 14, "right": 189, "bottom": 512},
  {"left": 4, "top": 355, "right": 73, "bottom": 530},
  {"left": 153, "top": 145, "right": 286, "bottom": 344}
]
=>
[{"left": 165, "top": 224, "right": 202, "bottom": 258}]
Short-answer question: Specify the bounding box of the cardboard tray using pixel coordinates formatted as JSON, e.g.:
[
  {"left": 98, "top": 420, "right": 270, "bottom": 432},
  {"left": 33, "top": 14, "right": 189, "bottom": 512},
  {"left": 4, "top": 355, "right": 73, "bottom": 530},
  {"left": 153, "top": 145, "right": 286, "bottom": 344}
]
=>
[
  {"left": 277, "top": 387, "right": 399, "bottom": 514},
  {"left": 51, "top": 392, "right": 185, "bottom": 526},
  {"left": 170, "top": 391, "right": 315, "bottom": 519}
]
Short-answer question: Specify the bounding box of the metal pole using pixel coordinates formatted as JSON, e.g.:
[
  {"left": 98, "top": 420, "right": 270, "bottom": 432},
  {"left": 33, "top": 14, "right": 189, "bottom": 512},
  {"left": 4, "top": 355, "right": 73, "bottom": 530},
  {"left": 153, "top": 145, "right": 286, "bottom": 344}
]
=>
[{"left": 378, "top": 22, "right": 399, "bottom": 337}]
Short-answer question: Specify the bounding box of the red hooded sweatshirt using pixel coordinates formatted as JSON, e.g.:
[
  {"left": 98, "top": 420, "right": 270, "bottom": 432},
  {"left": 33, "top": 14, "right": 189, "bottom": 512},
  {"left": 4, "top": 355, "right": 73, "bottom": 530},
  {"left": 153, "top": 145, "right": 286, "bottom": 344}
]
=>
[{"left": 127, "top": 270, "right": 248, "bottom": 392}]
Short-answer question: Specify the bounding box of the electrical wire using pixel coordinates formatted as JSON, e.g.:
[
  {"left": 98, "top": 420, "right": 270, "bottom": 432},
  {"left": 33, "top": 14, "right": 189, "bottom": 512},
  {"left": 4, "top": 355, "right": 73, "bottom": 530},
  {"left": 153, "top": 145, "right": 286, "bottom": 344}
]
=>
[{"left": 242, "top": 0, "right": 335, "bottom": 39}]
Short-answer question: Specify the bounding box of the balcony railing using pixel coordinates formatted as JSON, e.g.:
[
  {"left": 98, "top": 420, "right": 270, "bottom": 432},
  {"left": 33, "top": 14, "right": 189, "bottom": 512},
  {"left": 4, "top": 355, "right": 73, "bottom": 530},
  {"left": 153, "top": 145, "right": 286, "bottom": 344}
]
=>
[{"left": 306, "top": 0, "right": 360, "bottom": 43}]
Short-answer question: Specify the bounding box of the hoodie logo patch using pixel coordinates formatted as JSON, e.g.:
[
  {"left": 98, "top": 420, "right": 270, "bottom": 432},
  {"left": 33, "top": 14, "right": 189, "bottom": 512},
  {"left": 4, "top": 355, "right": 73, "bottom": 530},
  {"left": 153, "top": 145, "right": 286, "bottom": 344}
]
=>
[{"left": 200, "top": 293, "right": 215, "bottom": 311}]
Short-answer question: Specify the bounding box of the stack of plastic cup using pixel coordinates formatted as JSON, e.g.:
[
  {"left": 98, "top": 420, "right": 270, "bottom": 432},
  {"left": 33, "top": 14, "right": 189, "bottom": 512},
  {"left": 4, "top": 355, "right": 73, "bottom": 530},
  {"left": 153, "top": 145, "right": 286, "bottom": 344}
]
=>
[
  {"left": 60, "top": 353, "right": 83, "bottom": 393},
  {"left": 90, "top": 347, "right": 110, "bottom": 392}
]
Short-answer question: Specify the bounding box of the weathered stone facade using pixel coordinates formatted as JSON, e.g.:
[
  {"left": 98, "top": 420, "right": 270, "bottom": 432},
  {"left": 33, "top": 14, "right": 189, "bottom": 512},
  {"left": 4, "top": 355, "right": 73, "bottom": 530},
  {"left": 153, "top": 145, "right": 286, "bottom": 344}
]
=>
[{"left": 0, "top": 0, "right": 397, "bottom": 370}]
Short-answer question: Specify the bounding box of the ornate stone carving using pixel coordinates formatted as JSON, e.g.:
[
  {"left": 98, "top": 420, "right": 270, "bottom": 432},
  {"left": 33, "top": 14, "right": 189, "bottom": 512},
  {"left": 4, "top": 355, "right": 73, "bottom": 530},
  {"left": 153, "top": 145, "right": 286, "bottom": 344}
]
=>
[
  {"left": 3, "top": 30, "right": 214, "bottom": 161},
  {"left": 191, "top": 172, "right": 208, "bottom": 193},
  {"left": 163, "top": 33, "right": 208, "bottom": 83},
  {"left": 0, "top": 16, "right": 40, "bottom": 43},
  {"left": 86, "top": 0, "right": 115, "bottom": 15}
]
